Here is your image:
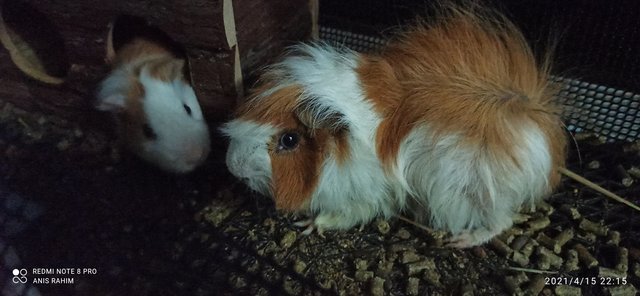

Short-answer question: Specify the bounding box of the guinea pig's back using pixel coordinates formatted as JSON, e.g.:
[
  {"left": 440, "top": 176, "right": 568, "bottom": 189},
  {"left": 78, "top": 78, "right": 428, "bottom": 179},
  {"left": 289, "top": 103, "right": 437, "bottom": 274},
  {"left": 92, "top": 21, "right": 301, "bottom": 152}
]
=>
[{"left": 369, "top": 8, "right": 567, "bottom": 232}]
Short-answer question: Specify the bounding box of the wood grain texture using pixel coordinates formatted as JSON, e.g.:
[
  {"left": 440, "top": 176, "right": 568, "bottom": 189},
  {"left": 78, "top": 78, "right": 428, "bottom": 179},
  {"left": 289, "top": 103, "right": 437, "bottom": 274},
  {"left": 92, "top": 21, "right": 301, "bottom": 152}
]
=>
[{"left": 0, "top": 0, "right": 312, "bottom": 122}]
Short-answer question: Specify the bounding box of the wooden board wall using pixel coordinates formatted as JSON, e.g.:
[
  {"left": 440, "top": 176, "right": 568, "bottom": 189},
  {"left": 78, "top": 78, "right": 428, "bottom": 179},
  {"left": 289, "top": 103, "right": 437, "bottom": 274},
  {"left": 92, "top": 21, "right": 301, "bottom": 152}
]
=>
[{"left": 0, "top": 0, "right": 314, "bottom": 123}]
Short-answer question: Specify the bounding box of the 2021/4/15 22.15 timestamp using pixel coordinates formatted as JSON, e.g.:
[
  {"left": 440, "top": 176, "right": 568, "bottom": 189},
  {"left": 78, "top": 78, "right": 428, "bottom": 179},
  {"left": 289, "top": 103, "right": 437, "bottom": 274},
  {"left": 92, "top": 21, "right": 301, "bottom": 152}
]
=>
[{"left": 545, "top": 276, "right": 627, "bottom": 286}]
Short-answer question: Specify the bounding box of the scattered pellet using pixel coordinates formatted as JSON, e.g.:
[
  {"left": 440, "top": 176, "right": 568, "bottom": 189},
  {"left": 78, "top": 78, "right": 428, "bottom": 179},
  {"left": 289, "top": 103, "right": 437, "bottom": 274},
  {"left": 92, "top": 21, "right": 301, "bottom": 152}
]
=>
[
  {"left": 564, "top": 249, "right": 580, "bottom": 272},
  {"left": 587, "top": 160, "right": 600, "bottom": 169},
  {"left": 498, "top": 227, "right": 524, "bottom": 244},
  {"left": 627, "top": 166, "right": 640, "bottom": 179},
  {"left": 355, "top": 270, "right": 374, "bottom": 282},
  {"left": 489, "top": 238, "right": 513, "bottom": 257},
  {"left": 293, "top": 259, "right": 307, "bottom": 275},
  {"left": 606, "top": 231, "right": 621, "bottom": 246},
  {"left": 406, "top": 259, "right": 436, "bottom": 276},
  {"left": 578, "top": 218, "right": 608, "bottom": 236},
  {"left": 554, "top": 285, "right": 581, "bottom": 296},
  {"left": 511, "top": 251, "right": 529, "bottom": 267},
  {"left": 537, "top": 246, "right": 563, "bottom": 269},
  {"left": 536, "top": 200, "right": 554, "bottom": 215},
  {"left": 423, "top": 268, "right": 441, "bottom": 286},
  {"left": 598, "top": 266, "right": 626, "bottom": 279},
  {"left": 606, "top": 285, "right": 637, "bottom": 296},
  {"left": 504, "top": 273, "right": 528, "bottom": 294},
  {"left": 526, "top": 217, "right": 550, "bottom": 233},
  {"left": 512, "top": 214, "right": 531, "bottom": 224},
  {"left": 576, "top": 231, "right": 597, "bottom": 244},
  {"left": 355, "top": 259, "right": 369, "bottom": 271},
  {"left": 376, "top": 260, "right": 394, "bottom": 277},
  {"left": 525, "top": 275, "right": 546, "bottom": 296},
  {"left": 521, "top": 240, "right": 539, "bottom": 258},
  {"left": 575, "top": 243, "right": 598, "bottom": 268},
  {"left": 390, "top": 243, "right": 411, "bottom": 253},
  {"left": 559, "top": 205, "right": 581, "bottom": 220},
  {"left": 511, "top": 235, "right": 530, "bottom": 252},
  {"left": 401, "top": 250, "right": 421, "bottom": 264},
  {"left": 536, "top": 251, "right": 551, "bottom": 270},
  {"left": 616, "top": 247, "right": 628, "bottom": 273},
  {"left": 555, "top": 228, "right": 575, "bottom": 249},
  {"left": 370, "top": 277, "right": 385, "bottom": 296},
  {"left": 406, "top": 277, "right": 420, "bottom": 296},
  {"left": 537, "top": 232, "right": 561, "bottom": 254},
  {"left": 395, "top": 228, "right": 411, "bottom": 240},
  {"left": 614, "top": 164, "right": 634, "bottom": 187},
  {"left": 376, "top": 219, "right": 390, "bottom": 234},
  {"left": 279, "top": 231, "right": 297, "bottom": 249}
]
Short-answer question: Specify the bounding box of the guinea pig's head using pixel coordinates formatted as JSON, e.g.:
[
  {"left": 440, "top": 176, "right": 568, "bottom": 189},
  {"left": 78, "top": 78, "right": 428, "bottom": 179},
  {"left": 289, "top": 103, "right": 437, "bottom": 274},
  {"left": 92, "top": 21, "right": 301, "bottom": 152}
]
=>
[
  {"left": 96, "top": 58, "right": 211, "bottom": 173},
  {"left": 221, "top": 44, "right": 383, "bottom": 212}
]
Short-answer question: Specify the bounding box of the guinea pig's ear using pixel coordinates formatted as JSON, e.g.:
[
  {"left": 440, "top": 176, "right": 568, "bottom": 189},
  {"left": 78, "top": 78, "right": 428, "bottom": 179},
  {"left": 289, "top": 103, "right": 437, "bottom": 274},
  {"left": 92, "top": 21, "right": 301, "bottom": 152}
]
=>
[
  {"left": 95, "top": 93, "right": 126, "bottom": 112},
  {"left": 294, "top": 99, "right": 348, "bottom": 134},
  {"left": 96, "top": 71, "right": 141, "bottom": 112}
]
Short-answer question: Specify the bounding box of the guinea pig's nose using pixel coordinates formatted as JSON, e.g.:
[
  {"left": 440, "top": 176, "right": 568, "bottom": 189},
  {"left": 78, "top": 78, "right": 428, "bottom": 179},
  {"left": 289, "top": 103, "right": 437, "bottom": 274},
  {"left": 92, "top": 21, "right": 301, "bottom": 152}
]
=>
[{"left": 185, "top": 145, "right": 209, "bottom": 165}]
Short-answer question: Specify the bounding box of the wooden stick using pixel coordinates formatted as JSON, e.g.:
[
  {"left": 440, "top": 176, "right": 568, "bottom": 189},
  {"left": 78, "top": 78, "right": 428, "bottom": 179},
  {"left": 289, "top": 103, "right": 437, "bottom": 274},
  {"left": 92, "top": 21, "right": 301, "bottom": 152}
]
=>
[
  {"left": 559, "top": 167, "right": 640, "bottom": 212},
  {"left": 396, "top": 215, "right": 435, "bottom": 233},
  {"left": 507, "top": 266, "right": 558, "bottom": 275}
]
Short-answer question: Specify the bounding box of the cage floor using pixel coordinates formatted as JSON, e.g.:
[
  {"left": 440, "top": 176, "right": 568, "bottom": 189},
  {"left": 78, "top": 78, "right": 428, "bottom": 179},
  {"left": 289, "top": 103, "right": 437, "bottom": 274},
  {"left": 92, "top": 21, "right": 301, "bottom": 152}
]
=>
[{"left": 1, "top": 96, "right": 639, "bottom": 295}]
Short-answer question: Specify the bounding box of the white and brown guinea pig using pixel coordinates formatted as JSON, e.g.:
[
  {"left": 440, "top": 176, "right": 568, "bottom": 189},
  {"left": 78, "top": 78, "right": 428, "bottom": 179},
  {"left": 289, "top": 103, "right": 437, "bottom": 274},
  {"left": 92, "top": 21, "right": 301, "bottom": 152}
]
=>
[
  {"left": 96, "top": 36, "right": 210, "bottom": 173},
  {"left": 221, "top": 7, "right": 567, "bottom": 248}
]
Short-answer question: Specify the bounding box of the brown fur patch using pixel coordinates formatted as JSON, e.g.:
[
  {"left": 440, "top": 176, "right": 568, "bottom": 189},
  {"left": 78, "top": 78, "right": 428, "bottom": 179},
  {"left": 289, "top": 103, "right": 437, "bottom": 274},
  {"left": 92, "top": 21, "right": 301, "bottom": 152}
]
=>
[
  {"left": 356, "top": 9, "right": 566, "bottom": 182},
  {"left": 238, "top": 85, "right": 351, "bottom": 210},
  {"left": 113, "top": 38, "right": 171, "bottom": 66},
  {"left": 146, "top": 58, "right": 185, "bottom": 82},
  {"left": 114, "top": 38, "right": 187, "bottom": 83}
]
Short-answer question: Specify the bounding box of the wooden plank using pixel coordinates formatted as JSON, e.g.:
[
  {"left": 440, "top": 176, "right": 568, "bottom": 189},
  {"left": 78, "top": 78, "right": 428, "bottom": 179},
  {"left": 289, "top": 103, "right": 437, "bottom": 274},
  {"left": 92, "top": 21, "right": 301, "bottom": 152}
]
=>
[{"left": 0, "top": 0, "right": 312, "bottom": 122}]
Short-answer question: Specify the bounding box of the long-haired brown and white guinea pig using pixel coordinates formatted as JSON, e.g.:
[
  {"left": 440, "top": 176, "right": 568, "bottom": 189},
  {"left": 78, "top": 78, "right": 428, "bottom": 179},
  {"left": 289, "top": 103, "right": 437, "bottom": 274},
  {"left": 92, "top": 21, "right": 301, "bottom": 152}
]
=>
[
  {"left": 221, "top": 7, "right": 567, "bottom": 248},
  {"left": 95, "top": 37, "right": 210, "bottom": 173}
]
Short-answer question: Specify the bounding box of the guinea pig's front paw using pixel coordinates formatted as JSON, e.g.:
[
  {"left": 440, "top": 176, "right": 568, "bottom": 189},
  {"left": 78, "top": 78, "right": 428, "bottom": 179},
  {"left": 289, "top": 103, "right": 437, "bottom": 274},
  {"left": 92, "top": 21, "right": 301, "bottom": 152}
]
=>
[
  {"left": 444, "top": 231, "right": 477, "bottom": 249},
  {"left": 293, "top": 213, "right": 353, "bottom": 237},
  {"left": 293, "top": 218, "right": 321, "bottom": 236},
  {"left": 444, "top": 227, "right": 500, "bottom": 249}
]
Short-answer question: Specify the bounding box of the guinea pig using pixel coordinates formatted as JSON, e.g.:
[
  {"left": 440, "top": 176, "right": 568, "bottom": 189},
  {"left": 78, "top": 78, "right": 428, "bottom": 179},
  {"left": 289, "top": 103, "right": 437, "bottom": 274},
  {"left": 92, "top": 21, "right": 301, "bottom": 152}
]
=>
[
  {"left": 96, "top": 37, "right": 210, "bottom": 173},
  {"left": 221, "top": 7, "right": 567, "bottom": 248}
]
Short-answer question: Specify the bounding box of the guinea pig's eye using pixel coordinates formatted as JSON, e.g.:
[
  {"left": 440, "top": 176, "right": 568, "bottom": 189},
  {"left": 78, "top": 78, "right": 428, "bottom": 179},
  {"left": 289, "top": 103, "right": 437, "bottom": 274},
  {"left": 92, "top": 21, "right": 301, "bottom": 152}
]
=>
[
  {"left": 142, "top": 124, "right": 157, "bottom": 140},
  {"left": 183, "top": 104, "right": 192, "bottom": 116},
  {"left": 278, "top": 132, "right": 300, "bottom": 151}
]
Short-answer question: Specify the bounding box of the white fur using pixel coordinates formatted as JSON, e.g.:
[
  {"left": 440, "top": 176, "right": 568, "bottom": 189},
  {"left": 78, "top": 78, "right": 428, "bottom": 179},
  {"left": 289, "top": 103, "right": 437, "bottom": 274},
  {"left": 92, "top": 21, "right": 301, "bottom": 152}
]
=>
[
  {"left": 220, "top": 120, "right": 277, "bottom": 195},
  {"left": 272, "top": 44, "right": 380, "bottom": 140},
  {"left": 97, "top": 58, "right": 211, "bottom": 173},
  {"left": 395, "top": 121, "right": 553, "bottom": 245},
  {"left": 224, "top": 43, "right": 556, "bottom": 247},
  {"left": 224, "top": 44, "right": 400, "bottom": 229},
  {"left": 277, "top": 44, "right": 400, "bottom": 228}
]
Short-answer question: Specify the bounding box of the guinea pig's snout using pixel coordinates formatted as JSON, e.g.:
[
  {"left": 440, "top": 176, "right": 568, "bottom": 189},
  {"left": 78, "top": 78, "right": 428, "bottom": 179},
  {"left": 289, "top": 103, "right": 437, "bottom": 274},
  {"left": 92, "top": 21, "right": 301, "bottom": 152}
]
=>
[
  {"left": 225, "top": 146, "right": 256, "bottom": 180},
  {"left": 225, "top": 151, "right": 246, "bottom": 179},
  {"left": 184, "top": 144, "right": 210, "bottom": 166}
]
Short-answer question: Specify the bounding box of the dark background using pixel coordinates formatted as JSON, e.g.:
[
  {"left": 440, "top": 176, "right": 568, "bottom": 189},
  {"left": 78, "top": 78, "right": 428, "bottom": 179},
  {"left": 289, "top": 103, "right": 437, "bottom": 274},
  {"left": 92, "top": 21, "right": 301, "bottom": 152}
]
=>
[{"left": 319, "top": 0, "right": 640, "bottom": 94}]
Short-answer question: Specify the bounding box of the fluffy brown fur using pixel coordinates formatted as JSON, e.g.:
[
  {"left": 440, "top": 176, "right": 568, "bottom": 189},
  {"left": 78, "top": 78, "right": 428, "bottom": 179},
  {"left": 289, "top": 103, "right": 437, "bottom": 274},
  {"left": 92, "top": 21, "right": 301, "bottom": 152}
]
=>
[{"left": 358, "top": 8, "right": 566, "bottom": 185}]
